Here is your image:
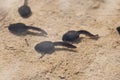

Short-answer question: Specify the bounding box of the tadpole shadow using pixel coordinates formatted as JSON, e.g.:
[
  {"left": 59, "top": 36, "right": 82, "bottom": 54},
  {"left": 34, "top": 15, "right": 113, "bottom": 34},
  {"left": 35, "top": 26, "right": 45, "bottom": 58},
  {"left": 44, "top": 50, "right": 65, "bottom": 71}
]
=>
[
  {"left": 26, "top": 31, "right": 47, "bottom": 37},
  {"left": 55, "top": 48, "right": 77, "bottom": 52},
  {"left": 9, "top": 29, "right": 47, "bottom": 37},
  {"left": 26, "top": 25, "right": 48, "bottom": 37},
  {"left": 67, "top": 37, "right": 84, "bottom": 44},
  {"left": 71, "top": 36, "right": 99, "bottom": 44},
  {"left": 27, "top": 26, "right": 48, "bottom": 35},
  {"left": 39, "top": 48, "right": 77, "bottom": 59}
]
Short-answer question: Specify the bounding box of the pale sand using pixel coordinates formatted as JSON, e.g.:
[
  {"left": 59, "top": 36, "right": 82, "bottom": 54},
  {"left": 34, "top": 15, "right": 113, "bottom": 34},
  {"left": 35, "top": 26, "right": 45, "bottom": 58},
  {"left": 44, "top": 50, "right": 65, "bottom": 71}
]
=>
[{"left": 0, "top": 0, "right": 120, "bottom": 80}]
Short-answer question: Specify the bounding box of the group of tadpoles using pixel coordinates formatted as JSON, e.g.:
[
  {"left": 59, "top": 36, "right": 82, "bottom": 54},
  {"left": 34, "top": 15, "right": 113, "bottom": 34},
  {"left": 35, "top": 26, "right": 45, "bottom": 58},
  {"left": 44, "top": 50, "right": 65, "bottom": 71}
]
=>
[{"left": 8, "top": 0, "right": 120, "bottom": 58}]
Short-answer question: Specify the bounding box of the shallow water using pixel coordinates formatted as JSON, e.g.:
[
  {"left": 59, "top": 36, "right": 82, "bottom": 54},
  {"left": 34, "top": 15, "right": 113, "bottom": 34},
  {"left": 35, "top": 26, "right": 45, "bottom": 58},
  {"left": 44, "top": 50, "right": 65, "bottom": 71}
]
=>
[{"left": 0, "top": 0, "right": 120, "bottom": 80}]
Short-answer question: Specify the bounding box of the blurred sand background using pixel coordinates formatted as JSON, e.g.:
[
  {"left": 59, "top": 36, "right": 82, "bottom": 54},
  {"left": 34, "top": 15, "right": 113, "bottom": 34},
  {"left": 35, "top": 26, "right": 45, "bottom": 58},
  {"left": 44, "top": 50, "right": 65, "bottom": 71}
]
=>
[{"left": 0, "top": 0, "right": 120, "bottom": 80}]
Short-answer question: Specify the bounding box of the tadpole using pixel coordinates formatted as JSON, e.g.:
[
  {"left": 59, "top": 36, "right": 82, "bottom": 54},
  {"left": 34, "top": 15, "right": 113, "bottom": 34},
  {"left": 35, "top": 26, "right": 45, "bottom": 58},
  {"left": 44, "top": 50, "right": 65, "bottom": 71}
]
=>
[
  {"left": 116, "top": 27, "right": 120, "bottom": 34},
  {"left": 18, "top": 0, "right": 32, "bottom": 18},
  {"left": 62, "top": 30, "right": 99, "bottom": 43},
  {"left": 35, "top": 41, "right": 76, "bottom": 58},
  {"left": 8, "top": 23, "right": 47, "bottom": 36}
]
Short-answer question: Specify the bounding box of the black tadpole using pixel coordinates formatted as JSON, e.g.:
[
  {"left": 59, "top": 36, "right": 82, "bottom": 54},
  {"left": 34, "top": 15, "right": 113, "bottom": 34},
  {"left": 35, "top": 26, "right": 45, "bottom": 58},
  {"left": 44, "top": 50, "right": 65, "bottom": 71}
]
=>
[
  {"left": 18, "top": 0, "right": 32, "bottom": 18},
  {"left": 8, "top": 23, "right": 47, "bottom": 36},
  {"left": 62, "top": 30, "right": 99, "bottom": 43},
  {"left": 116, "top": 27, "right": 120, "bottom": 34},
  {"left": 34, "top": 41, "right": 76, "bottom": 58}
]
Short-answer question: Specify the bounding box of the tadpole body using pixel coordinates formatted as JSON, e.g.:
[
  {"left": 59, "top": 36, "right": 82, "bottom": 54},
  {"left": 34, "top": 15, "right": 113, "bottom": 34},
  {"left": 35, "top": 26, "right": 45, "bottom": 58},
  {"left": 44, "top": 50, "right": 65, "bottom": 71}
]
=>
[
  {"left": 18, "top": 0, "right": 32, "bottom": 18},
  {"left": 62, "top": 30, "right": 99, "bottom": 43},
  {"left": 35, "top": 41, "right": 76, "bottom": 58}
]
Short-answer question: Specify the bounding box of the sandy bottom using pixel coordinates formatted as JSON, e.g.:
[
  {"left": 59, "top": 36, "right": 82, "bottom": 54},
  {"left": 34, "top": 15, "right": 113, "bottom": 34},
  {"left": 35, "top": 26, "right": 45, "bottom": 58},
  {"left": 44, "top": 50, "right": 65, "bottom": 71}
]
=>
[{"left": 0, "top": 0, "right": 120, "bottom": 80}]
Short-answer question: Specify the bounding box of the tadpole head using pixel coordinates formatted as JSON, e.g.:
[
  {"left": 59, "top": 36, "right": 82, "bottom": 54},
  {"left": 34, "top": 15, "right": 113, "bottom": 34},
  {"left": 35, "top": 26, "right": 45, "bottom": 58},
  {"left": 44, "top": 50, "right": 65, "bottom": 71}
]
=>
[
  {"left": 8, "top": 23, "right": 28, "bottom": 35},
  {"left": 34, "top": 41, "right": 55, "bottom": 55},
  {"left": 18, "top": 5, "right": 32, "bottom": 18},
  {"left": 62, "top": 30, "right": 79, "bottom": 42}
]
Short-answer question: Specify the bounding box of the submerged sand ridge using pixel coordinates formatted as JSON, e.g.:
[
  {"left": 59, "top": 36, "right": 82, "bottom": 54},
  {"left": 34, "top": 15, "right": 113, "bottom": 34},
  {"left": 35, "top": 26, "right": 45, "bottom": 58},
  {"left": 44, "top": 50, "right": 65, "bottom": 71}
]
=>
[{"left": 0, "top": 0, "right": 120, "bottom": 80}]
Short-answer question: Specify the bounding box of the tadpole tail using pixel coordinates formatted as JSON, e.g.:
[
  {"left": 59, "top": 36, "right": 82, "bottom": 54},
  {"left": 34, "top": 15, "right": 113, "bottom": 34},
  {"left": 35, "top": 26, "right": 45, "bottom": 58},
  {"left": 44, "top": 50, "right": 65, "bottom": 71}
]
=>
[
  {"left": 24, "top": 0, "right": 28, "bottom": 5},
  {"left": 39, "top": 54, "right": 45, "bottom": 59},
  {"left": 53, "top": 42, "right": 77, "bottom": 48},
  {"left": 77, "top": 30, "right": 99, "bottom": 40},
  {"left": 28, "top": 26, "right": 48, "bottom": 35}
]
